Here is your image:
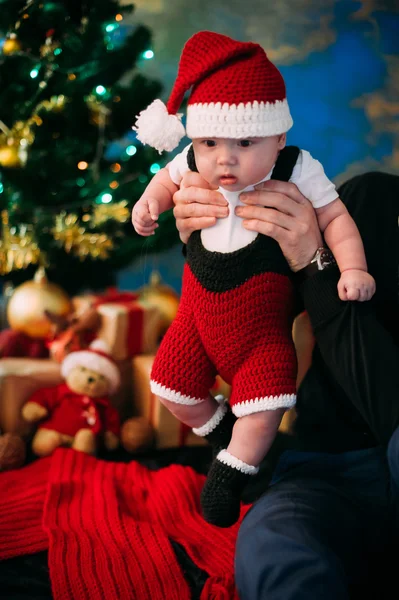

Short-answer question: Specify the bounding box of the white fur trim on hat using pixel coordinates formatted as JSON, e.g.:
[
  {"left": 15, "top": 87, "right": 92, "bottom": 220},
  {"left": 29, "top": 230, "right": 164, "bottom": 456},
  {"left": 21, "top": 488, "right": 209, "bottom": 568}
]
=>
[
  {"left": 61, "top": 340, "right": 120, "bottom": 394},
  {"left": 186, "top": 99, "right": 293, "bottom": 139},
  {"left": 133, "top": 99, "right": 186, "bottom": 154}
]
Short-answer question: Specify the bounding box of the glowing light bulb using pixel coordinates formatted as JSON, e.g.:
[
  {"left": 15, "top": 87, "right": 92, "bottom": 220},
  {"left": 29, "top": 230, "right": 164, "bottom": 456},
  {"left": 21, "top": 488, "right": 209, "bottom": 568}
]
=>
[
  {"left": 150, "top": 163, "right": 160, "bottom": 174},
  {"left": 142, "top": 50, "right": 154, "bottom": 60}
]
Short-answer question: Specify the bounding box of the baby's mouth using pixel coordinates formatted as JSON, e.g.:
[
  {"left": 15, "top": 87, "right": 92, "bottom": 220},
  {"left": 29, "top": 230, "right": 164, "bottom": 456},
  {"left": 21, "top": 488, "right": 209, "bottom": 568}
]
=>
[{"left": 220, "top": 175, "right": 237, "bottom": 185}]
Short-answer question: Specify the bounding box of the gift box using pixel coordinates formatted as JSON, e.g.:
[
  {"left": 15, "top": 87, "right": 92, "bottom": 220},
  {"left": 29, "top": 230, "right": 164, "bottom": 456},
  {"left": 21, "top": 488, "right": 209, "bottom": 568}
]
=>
[
  {"left": 0, "top": 358, "right": 63, "bottom": 437},
  {"left": 90, "top": 288, "right": 162, "bottom": 361},
  {"left": 132, "top": 354, "right": 216, "bottom": 449}
]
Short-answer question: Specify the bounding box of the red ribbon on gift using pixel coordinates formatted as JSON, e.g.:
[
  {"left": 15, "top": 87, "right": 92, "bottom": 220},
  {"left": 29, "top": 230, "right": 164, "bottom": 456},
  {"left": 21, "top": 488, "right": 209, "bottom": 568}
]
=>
[
  {"left": 93, "top": 287, "right": 138, "bottom": 306},
  {"left": 121, "top": 304, "right": 144, "bottom": 358}
]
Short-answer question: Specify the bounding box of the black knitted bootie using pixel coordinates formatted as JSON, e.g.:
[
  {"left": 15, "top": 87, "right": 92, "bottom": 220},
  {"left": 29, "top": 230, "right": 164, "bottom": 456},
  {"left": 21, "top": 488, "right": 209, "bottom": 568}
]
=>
[
  {"left": 193, "top": 403, "right": 237, "bottom": 457},
  {"left": 200, "top": 451, "right": 258, "bottom": 528}
]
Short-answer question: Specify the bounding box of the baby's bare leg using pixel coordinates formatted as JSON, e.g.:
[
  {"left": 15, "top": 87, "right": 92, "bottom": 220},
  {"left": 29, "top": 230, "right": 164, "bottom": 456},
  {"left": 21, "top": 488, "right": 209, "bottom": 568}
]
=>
[
  {"left": 158, "top": 394, "right": 219, "bottom": 428},
  {"left": 227, "top": 409, "right": 286, "bottom": 467},
  {"left": 158, "top": 395, "right": 237, "bottom": 455}
]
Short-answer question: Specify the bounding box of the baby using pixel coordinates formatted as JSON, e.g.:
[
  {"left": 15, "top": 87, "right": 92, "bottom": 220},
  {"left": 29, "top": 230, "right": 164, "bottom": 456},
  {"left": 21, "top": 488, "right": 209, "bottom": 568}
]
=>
[{"left": 132, "top": 31, "right": 375, "bottom": 527}]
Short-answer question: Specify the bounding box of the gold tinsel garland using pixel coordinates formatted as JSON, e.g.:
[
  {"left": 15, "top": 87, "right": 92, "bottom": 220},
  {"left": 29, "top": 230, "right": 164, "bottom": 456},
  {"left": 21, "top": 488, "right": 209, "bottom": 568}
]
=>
[
  {"left": 52, "top": 212, "right": 114, "bottom": 260},
  {"left": 0, "top": 210, "right": 43, "bottom": 275},
  {"left": 0, "top": 201, "right": 130, "bottom": 273},
  {"left": 90, "top": 200, "right": 130, "bottom": 227}
]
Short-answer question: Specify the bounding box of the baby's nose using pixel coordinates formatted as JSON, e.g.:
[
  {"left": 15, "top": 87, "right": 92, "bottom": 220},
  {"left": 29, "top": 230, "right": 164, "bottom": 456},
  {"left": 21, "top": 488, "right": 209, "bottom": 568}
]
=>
[{"left": 218, "top": 151, "right": 237, "bottom": 165}]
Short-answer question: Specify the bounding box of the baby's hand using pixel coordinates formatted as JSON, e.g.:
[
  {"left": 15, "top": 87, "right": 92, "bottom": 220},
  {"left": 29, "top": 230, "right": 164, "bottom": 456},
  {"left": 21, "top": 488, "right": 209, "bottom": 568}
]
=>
[
  {"left": 132, "top": 197, "right": 160, "bottom": 236},
  {"left": 337, "top": 269, "right": 376, "bottom": 302}
]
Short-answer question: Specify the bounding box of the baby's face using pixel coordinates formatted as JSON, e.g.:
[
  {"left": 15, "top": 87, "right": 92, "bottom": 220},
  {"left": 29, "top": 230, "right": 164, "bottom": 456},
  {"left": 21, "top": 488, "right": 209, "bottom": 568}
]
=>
[{"left": 191, "top": 134, "right": 286, "bottom": 191}]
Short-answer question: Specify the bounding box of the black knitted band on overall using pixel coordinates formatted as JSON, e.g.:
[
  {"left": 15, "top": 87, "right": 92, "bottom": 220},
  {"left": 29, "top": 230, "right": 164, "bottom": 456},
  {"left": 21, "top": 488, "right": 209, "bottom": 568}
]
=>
[{"left": 185, "top": 145, "right": 300, "bottom": 293}]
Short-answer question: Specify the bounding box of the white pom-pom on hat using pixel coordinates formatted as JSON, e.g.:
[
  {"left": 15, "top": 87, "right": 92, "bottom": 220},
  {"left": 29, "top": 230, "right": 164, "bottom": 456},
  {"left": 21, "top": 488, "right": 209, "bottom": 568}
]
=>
[
  {"left": 61, "top": 339, "right": 121, "bottom": 394},
  {"left": 133, "top": 99, "right": 185, "bottom": 154}
]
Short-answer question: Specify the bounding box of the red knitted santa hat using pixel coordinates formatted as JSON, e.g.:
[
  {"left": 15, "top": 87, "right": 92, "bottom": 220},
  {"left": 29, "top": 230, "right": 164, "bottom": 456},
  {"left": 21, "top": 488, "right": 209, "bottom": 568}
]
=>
[
  {"left": 134, "top": 31, "right": 293, "bottom": 153},
  {"left": 61, "top": 339, "right": 120, "bottom": 394}
]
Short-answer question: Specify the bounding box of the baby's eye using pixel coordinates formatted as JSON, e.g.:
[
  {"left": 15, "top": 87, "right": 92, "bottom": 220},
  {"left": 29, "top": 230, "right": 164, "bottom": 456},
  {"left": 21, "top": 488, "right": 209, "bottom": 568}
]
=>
[
  {"left": 202, "top": 140, "right": 216, "bottom": 147},
  {"left": 238, "top": 140, "right": 253, "bottom": 147}
]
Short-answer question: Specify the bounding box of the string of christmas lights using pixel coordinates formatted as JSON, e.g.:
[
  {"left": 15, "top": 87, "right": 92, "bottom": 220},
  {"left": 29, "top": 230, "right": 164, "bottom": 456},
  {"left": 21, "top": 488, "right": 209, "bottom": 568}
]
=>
[{"left": 0, "top": 0, "right": 173, "bottom": 287}]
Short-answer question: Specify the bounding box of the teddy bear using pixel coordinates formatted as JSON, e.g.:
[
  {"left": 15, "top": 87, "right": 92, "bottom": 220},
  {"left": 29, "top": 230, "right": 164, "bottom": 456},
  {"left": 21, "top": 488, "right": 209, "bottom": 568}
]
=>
[{"left": 22, "top": 339, "right": 121, "bottom": 457}]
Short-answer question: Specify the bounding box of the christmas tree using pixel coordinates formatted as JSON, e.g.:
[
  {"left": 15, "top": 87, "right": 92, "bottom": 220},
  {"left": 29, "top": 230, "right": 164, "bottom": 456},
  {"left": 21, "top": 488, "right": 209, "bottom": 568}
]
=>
[{"left": 0, "top": 0, "right": 179, "bottom": 294}]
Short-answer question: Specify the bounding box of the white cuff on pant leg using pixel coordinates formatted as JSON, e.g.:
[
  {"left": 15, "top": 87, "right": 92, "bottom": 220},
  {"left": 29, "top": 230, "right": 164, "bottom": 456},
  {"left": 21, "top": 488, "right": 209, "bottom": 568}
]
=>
[
  {"left": 150, "top": 380, "right": 205, "bottom": 405},
  {"left": 217, "top": 450, "right": 259, "bottom": 475},
  {"left": 192, "top": 403, "right": 228, "bottom": 437}
]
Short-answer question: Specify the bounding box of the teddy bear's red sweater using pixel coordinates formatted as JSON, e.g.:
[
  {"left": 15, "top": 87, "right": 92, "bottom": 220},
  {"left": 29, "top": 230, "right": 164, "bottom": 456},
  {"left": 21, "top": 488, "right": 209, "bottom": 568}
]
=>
[{"left": 28, "top": 383, "right": 120, "bottom": 437}]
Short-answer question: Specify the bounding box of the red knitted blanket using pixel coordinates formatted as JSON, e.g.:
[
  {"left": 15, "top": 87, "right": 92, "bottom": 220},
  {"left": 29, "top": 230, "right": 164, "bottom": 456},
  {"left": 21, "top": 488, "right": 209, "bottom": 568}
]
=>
[{"left": 0, "top": 448, "right": 248, "bottom": 599}]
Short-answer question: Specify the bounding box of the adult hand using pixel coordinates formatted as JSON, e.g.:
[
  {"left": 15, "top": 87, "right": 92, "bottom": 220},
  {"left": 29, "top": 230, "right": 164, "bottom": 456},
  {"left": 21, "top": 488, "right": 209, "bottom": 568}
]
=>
[
  {"left": 236, "top": 180, "right": 323, "bottom": 272},
  {"left": 173, "top": 172, "right": 229, "bottom": 243}
]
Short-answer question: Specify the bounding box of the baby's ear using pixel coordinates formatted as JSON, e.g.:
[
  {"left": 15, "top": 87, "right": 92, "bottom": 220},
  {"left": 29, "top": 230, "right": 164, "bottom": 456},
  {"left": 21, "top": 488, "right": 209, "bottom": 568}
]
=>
[{"left": 277, "top": 133, "right": 286, "bottom": 150}]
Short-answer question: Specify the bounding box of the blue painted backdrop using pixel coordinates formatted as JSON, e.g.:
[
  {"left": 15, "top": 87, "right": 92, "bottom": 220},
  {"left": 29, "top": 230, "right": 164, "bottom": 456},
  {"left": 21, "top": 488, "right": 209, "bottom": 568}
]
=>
[{"left": 118, "top": 0, "right": 399, "bottom": 294}]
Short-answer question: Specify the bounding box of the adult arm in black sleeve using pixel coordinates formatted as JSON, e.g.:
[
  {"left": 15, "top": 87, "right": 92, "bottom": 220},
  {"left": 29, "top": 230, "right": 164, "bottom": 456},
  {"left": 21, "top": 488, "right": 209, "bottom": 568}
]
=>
[
  {"left": 298, "top": 172, "right": 399, "bottom": 445},
  {"left": 300, "top": 266, "right": 399, "bottom": 444}
]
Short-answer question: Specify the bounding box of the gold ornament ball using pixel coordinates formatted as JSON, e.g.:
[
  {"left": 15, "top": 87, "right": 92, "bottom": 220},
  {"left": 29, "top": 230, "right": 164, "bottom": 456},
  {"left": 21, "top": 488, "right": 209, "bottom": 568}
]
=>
[
  {"left": 2, "top": 37, "right": 22, "bottom": 55},
  {"left": 0, "top": 145, "right": 22, "bottom": 168},
  {"left": 7, "top": 268, "right": 73, "bottom": 339},
  {"left": 121, "top": 417, "right": 154, "bottom": 453}
]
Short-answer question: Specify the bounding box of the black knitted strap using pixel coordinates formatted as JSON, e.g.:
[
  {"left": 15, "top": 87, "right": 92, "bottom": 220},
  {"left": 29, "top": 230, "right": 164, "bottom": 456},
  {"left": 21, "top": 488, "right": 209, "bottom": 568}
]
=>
[
  {"left": 187, "top": 144, "right": 197, "bottom": 172},
  {"left": 183, "top": 145, "right": 301, "bottom": 280},
  {"left": 271, "top": 145, "right": 300, "bottom": 182}
]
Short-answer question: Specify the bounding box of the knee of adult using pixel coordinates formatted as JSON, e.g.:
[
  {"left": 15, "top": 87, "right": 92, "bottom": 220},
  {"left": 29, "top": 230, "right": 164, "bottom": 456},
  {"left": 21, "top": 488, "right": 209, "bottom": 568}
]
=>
[
  {"left": 235, "top": 507, "right": 346, "bottom": 600},
  {"left": 235, "top": 512, "right": 277, "bottom": 597}
]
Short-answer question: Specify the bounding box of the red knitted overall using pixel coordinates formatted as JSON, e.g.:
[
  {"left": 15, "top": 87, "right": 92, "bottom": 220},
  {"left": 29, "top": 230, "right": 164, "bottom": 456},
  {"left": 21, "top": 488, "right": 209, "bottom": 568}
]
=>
[{"left": 151, "top": 147, "right": 299, "bottom": 416}]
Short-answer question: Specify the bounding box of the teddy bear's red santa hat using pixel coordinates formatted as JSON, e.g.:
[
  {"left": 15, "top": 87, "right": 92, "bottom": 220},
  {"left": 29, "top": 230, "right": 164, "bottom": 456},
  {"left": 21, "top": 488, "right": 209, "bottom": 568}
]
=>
[{"left": 61, "top": 339, "right": 120, "bottom": 394}]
